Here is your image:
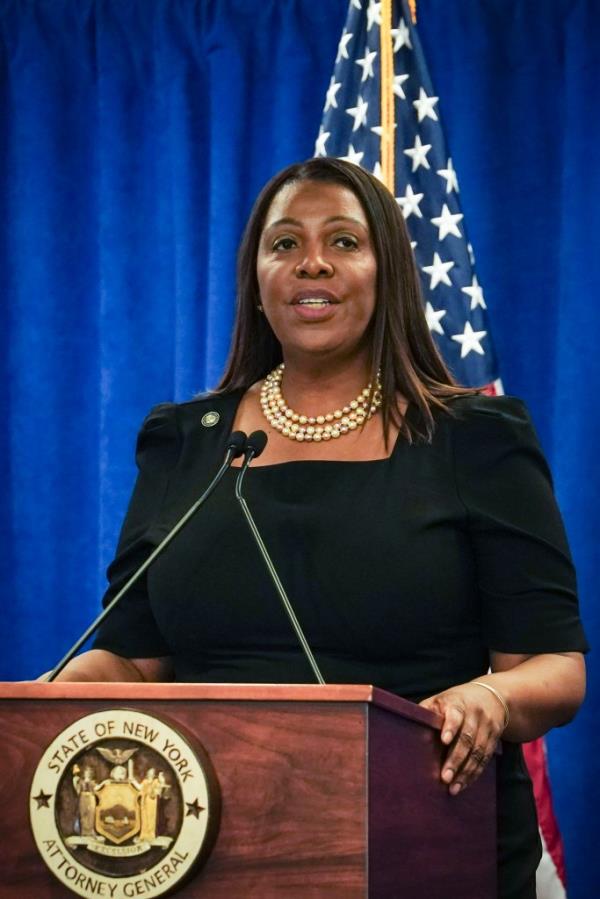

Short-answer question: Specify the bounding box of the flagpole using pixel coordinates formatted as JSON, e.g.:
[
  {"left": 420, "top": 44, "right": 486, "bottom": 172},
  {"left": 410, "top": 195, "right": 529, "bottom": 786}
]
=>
[{"left": 380, "top": 0, "right": 395, "bottom": 193}]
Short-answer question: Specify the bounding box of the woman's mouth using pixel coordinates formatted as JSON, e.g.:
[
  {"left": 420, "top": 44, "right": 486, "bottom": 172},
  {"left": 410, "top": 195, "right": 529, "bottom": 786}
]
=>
[
  {"left": 291, "top": 289, "right": 340, "bottom": 311},
  {"left": 289, "top": 289, "right": 341, "bottom": 319},
  {"left": 296, "top": 298, "right": 333, "bottom": 308},
  {"left": 291, "top": 301, "right": 338, "bottom": 321}
]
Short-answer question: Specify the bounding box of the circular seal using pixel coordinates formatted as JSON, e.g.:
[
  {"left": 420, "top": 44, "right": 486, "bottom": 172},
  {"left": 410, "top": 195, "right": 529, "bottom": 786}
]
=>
[
  {"left": 30, "top": 709, "right": 220, "bottom": 898},
  {"left": 201, "top": 411, "right": 220, "bottom": 428}
]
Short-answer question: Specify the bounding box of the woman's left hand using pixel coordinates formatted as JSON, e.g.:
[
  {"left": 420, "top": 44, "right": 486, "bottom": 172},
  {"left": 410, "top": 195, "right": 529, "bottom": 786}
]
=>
[{"left": 419, "top": 682, "right": 507, "bottom": 795}]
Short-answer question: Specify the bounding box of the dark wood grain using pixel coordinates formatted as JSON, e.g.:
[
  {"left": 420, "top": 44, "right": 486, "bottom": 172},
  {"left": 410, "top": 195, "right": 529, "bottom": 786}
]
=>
[
  {"left": 368, "top": 704, "right": 496, "bottom": 898},
  {"left": 0, "top": 685, "right": 492, "bottom": 898},
  {"left": 0, "top": 698, "right": 368, "bottom": 897}
]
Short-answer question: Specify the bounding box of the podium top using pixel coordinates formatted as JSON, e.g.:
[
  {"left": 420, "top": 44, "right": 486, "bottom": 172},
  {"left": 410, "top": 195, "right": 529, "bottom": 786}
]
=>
[{"left": 0, "top": 681, "right": 440, "bottom": 729}]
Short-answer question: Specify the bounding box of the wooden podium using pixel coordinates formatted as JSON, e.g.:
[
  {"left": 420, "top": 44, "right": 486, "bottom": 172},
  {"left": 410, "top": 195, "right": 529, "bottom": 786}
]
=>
[{"left": 0, "top": 682, "right": 496, "bottom": 898}]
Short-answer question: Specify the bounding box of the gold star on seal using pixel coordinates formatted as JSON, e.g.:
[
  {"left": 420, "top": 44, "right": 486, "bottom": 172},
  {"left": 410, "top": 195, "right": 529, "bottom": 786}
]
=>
[
  {"left": 33, "top": 789, "right": 52, "bottom": 809},
  {"left": 185, "top": 798, "right": 205, "bottom": 818}
]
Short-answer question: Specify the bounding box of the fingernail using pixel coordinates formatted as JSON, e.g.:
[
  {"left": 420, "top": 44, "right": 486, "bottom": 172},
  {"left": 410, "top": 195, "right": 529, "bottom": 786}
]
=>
[
  {"left": 442, "top": 768, "right": 453, "bottom": 783},
  {"left": 442, "top": 730, "right": 453, "bottom": 743},
  {"left": 450, "top": 783, "right": 462, "bottom": 796}
]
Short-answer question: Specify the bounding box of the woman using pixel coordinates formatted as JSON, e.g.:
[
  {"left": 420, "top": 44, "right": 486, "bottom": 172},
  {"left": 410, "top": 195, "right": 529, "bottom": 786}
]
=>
[{"left": 52, "top": 158, "right": 587, "bottom": 897}]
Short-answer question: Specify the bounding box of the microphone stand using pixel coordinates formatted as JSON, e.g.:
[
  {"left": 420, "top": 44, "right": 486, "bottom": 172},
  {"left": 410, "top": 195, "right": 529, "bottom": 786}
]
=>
[{"left": 235, "top": 435, "right": 326, "bottom": 686}]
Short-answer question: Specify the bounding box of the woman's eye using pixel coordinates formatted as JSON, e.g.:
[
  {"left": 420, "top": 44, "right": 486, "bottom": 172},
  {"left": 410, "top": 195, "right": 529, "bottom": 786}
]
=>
[
  {"left": 272, "top": 236, "right": 297, "bottom": 251},
  {"left": 334, "top": 235, "right": 358, "bottom": 249}
]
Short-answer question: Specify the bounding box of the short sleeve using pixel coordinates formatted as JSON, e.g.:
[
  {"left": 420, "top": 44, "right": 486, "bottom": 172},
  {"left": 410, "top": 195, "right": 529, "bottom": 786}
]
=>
[
  {"left": 92, "top": 404, "right": 182, "bottom": 658},
  {"left": 452, "top": 395, "right": 588, "bottom": 654}
]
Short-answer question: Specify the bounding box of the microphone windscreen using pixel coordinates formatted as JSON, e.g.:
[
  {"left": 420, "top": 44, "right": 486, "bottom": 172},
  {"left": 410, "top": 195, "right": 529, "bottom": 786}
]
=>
[
  {"left": 227, "top": 431, "right": 248, "bottom": 458},
  {"left": 247, "top": 430, "right": 268, "bottom": 458}
]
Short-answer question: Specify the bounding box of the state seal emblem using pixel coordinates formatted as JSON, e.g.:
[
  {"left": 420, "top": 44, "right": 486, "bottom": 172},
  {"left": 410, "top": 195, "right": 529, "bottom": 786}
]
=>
[{"left": 29, "top": 709, "right": 220, "bottom": 898}]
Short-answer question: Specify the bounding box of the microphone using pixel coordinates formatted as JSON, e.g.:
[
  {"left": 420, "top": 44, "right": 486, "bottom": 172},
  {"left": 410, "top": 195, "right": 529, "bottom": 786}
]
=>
[
  {"left": 47, "top": 430, "right": 248, "bottom": 681},
  {"left": 245, "top": 429, "right": 268, "bottom": 462},
  {"left": 235, "top": 430, "right": 326, "bottom": 685}
]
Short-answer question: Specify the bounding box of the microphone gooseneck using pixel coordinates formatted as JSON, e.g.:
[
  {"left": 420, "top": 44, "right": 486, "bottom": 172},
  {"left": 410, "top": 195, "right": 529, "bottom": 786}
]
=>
[
  {"left": 235, "top": 433, "right": 326, "bottom": 686},
  {"left": 47, "top": 430, "right": 249, "bottom": 682}
]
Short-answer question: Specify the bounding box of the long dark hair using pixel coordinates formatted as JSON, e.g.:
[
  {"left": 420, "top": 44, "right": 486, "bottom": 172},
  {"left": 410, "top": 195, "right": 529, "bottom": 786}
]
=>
[{"left": 216, "top": 157, "right": 474, "bottom": 442}]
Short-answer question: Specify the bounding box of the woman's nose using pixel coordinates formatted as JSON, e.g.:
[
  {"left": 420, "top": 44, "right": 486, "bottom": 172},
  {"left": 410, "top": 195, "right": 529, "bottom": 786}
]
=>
[{"left": 295, "top": 248, "right": 334, "bottom": 278}]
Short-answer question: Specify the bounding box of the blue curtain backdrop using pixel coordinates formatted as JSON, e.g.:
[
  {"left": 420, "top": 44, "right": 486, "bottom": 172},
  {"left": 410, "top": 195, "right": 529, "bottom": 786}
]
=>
[{"left": 0, "top": 2, "right": 598, "bottom": 894}]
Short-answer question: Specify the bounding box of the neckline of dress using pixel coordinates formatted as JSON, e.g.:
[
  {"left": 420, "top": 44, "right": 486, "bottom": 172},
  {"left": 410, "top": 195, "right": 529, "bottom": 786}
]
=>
[
  {"left": 228, "top": 449, "right": 400, "bottom": 470},
  {"left": 206, "top": 388, "right": 419, "bottom": 469}
]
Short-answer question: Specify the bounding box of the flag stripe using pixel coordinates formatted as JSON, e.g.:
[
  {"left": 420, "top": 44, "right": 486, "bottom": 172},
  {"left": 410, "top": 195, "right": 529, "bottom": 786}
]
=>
[{"left": 523, "top": 738, "right": 567, "bottom": 888}]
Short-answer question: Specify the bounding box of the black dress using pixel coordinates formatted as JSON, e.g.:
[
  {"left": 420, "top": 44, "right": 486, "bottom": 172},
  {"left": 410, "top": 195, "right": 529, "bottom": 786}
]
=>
[{"left": 94, "top": 391, "right": 588, "bottom": 898}]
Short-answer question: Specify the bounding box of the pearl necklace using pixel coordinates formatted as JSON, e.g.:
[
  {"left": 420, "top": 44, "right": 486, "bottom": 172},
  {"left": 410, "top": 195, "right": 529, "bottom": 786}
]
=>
[{"left": 260, "top": 363, "right": 382, "bottom": 442}]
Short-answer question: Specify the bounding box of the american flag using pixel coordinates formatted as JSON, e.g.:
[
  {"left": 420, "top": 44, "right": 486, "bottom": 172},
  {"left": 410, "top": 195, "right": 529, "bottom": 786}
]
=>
[
  {"left": 315, "top": 0, "right": 501, "bottom": 393},
  {"left": 315, "top": 1, "right": 567, "bottom": 895}
]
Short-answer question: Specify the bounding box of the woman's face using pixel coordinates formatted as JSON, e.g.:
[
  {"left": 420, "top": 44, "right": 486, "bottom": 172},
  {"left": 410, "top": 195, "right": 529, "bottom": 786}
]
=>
[{"left": 256, "top": 180, "right": 377, "bottom": 365}]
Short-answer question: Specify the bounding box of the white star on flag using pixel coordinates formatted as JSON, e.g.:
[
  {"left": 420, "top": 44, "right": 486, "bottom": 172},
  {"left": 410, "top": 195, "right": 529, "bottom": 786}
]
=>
[
  {"left": 314, "top": 127, "right": 330, "bottom": 157},
  {"left": 367, "top": 1, "right": 382, "bottom": 31},
  {"left": 372, "top": 161, "right": 384, "bottom": 182},
  {"left": 404, "top": 135, "right": 432, "bottom": 172},
  {"left": 452, "top": 321, "right": 487, "bottom": 357},
  {"left": 325, "top": 78, "right": 342, "bottom": 111},
  {"left": 341, "top": 144, "right": 364, "bottom": 165},
  {"left": 346, "top": 96, "right": 369, "bottom": 131},
  {"left": 431, "top": 204, "right": 464, "bottom": 240},
  {"left": 413, "top": 87, "right": 439, "bottom": 123},
  {"left": 437, "top": 158, "right": 459, "bottom": 194},
  {"left": 350, "top": 0, "right": 361, "bottom": 8},
  {"left": 461, "top": 274, "right": 486, "bottom": 309},
  {"left": 425, "top": 302, "right": 446, "bottom": 335},
  {"left": 356, "top": 50, "right": 377, "bottom": 81},
  {"left": 397, "top": 184, "right": 424, "bottom": 219},
  {"left": 336, "top": 31, "right": 353, "bottom": 63},
  {"left": 422, "top": 252, "right": 454, "bottom": 288},
  {"left": 393, "top": 73, "right": 410, "bottom": 99},
  {"left": 391, "top": 19, "right": 412, "bottom": 51}
]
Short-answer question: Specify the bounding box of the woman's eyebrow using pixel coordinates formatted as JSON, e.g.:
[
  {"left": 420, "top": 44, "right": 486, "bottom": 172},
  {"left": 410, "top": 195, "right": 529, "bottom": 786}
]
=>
[
  {"left": 264, "top": 216, "right": 302, "bottom": 231},
  {"left": 264, "top": 214, "right": 365, "bottom": 232}
]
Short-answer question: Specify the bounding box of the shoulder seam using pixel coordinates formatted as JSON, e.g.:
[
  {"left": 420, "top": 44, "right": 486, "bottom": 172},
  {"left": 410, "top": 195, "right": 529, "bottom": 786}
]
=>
[{"left": 175, "top": 390, "right": 243, "bottom": 411}]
